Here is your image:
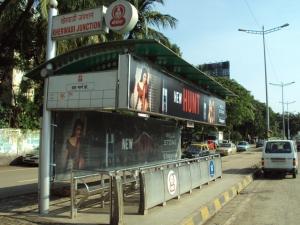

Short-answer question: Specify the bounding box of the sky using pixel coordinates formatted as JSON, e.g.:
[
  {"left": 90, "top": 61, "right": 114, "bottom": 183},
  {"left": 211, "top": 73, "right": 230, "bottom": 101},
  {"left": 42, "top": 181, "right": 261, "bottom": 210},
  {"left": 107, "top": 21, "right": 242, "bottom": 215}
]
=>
[{"left": 156, "top": 0, "right": 300, "bottom": 114}]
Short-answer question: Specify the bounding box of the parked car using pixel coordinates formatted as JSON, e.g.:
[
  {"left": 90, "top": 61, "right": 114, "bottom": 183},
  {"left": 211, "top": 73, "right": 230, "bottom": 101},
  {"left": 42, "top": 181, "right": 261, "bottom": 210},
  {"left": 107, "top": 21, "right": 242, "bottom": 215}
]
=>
[
  {"left": 181, "top": 143, "right": 210, "bottom": 159},
  {"left": 23, "top": 149, "right": 39, "bottom": 166},
  {"left": 207, "top": 140, "right": 217, "bottom": 150},
  {"left": 216, "top": 142, "right": 237, "bottom": 156},
  {"left": 256, "top": 139, "right": 265, "bottom": 148},
  {"left": 237, "top": 141, "right": 250, "bottom": 152},
  {"left": 262, "top": 140, "right": 298, "bottom": 178}
]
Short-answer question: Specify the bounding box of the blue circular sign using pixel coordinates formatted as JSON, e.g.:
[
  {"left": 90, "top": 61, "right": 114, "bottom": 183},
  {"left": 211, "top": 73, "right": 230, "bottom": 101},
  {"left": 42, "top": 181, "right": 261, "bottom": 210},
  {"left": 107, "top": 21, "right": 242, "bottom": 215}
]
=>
[{"left": 209, "top": 160, "right": 215, "bottom": 177}]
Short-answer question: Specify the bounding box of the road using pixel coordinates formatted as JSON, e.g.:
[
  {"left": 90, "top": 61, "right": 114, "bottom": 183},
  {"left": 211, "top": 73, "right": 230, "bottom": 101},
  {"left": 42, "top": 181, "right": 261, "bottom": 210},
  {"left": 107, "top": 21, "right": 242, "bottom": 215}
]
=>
[
  {"left": 206, "top": 152, "right": 300, "bottom": 225},
  {"left": 0, "top": 148, "right": 257, "bottom": 200},
  {"left": 0, "top": 166, "right": 38, "bottom": 199}
]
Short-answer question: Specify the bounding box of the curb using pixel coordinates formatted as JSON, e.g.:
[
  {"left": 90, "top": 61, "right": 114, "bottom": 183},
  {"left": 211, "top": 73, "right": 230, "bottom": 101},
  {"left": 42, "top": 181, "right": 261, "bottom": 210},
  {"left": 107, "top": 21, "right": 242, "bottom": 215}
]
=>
[{"left": 179, "top": 173, "right": 256, "bottom": 225}]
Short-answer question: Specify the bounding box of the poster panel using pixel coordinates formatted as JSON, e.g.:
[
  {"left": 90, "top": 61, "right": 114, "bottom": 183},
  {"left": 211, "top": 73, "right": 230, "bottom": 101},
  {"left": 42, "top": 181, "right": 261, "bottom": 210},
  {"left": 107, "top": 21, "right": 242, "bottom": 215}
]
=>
[
  {"left": 127, "top": 56, "right": 226, "bottom": 125},
  {"left": 54, "top": 111, "right": 180, "bottom": 180},
  {"left": 47, "top": 71, "right": 117, "bottom": 109}
]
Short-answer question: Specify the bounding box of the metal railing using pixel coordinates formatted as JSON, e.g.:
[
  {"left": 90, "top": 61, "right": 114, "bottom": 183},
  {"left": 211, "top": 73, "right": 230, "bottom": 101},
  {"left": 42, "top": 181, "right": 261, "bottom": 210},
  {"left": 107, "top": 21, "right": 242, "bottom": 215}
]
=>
[{"left": 69, "top": 154, "right": 222, "bottom": 225}]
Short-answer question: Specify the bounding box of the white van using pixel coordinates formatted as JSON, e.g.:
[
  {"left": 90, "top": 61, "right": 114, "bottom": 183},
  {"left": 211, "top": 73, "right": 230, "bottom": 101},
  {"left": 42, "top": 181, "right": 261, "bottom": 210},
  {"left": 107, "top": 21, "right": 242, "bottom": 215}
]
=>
[{"left": 262, "top": 140, "right": 298, "bottom": 178}]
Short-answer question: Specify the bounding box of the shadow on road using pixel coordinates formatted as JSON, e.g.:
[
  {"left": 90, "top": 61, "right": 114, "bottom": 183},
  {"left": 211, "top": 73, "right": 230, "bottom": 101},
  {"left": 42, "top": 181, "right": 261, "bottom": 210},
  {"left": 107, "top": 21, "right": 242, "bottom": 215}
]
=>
[
  {"left": 223, "top": 168, "right": 256, "bottom": 175},
  {"left": 253, "top": 170, "right": 294, "bottom": 180},
  {"left": 0, "top": 183, "right": 38, "bottom": 200}
]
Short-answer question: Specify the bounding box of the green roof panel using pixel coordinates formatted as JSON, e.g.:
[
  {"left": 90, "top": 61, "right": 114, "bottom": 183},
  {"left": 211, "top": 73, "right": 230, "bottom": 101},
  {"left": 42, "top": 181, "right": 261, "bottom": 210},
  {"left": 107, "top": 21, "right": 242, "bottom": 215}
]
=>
[{"left": 26, "top": 39, "right": 235, "bottom": 98}]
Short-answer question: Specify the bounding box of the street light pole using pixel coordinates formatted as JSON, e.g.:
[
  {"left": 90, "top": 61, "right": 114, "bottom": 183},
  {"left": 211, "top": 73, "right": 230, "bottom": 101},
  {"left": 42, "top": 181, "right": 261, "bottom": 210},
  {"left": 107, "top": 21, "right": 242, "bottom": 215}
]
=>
[
  {"left": 270, "top": 81, "right": 295, "bottom": 139},
  {"left": 280, "top": 101, "right": 296, "bottom": 140},
  {"left": 238, "top": 23, "right": 289, "bottom": 139},
  {"left": 262, "top": 26, "right": 269, "bottom": 139}
]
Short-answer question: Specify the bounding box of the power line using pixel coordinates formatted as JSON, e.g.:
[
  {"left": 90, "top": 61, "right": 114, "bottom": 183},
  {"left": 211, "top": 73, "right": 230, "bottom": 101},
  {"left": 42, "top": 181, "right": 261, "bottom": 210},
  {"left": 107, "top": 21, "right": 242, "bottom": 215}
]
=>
[
  {"left": 265, "top": 42, "right": 280, "bottom": 83},
  {"left": 243, "top": 0, "right": 260, "bottom": 28}
]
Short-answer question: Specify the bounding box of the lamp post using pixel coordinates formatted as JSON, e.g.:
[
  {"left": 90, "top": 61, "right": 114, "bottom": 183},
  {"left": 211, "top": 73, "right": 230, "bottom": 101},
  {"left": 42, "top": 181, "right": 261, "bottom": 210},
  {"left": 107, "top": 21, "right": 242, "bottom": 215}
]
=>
[
  {"left": 269, "top": 81, "right": 295, "bottom": 139},
  {"left": 281, "top": 101, "right": 296, "bottom": 140},
  {"left": 238, "top": 23, "right": 289, "bottom": 139}
]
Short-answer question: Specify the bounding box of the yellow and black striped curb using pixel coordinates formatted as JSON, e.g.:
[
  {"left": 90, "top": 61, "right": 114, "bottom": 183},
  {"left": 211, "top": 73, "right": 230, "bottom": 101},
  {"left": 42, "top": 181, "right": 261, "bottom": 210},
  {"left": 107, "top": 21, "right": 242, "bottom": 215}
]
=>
[{"left": 179, "top": 174, "right": 254, "bottom": 225}]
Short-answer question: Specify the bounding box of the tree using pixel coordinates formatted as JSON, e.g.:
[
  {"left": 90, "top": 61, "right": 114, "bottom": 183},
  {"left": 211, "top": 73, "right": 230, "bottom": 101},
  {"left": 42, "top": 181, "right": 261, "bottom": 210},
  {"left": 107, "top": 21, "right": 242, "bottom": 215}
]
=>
[
  {"left": 289, "top": 113, "right": 300, "bottom": 138},
  {"left": 127, "top": 0, "right": 179, "bottom": 54},
  {"left": 0, "top": 0, "right": 45, "bottom": 127},
  {"left": 0, "top": 0, "right": 180, "bottom": 128},
  {"left": 215, "top": 77, "right": 255, "bottom": 125}
]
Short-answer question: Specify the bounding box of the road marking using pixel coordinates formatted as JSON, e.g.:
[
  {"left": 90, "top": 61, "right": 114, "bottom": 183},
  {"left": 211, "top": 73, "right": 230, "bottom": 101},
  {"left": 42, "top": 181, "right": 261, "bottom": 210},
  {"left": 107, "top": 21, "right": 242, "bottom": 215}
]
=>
[
  {"left": 214, "top": 198, "right": 222, "bottom": 210},
  {"left": 17, "top": 178, "right": 38, "bottom": 183},
  {"left": 0, "top": 168, "right": 37, "bottom": 173},
  {"left": 200, "top": 207, "right": 210, "bottom": 221}
]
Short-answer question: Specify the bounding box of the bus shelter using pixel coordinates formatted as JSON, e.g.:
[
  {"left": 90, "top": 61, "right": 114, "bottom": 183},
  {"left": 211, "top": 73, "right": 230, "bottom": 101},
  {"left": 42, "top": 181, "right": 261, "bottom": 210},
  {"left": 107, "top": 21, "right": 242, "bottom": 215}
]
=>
[{"left": 26, "top": 39, "right": 234, "bottom": 223}]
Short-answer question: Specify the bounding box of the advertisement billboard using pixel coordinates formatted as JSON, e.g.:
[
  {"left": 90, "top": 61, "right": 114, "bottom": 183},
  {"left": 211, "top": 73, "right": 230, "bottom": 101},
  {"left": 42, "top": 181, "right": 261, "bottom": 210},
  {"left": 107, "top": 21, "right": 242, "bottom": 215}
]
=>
[
  {"left": 54, "top": 111, "right": 180, "bottom": 180},
  {"left": 126, "top": 55, "right": 226, "bottom": 125}
]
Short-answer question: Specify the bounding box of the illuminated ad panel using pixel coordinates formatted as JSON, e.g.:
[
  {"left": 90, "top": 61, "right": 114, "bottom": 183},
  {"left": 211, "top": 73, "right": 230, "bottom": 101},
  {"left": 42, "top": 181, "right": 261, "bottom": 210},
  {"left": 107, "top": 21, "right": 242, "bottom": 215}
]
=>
[{"left": 126, "top": 55, "right": 226, "bottom": 125}]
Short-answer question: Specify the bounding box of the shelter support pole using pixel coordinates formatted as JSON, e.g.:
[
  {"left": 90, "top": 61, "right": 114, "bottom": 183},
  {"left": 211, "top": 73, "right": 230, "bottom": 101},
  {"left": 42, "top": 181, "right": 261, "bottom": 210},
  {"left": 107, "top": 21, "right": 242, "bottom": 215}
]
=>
[{"left": 39, "top": 2, "right": 57, "bottom": 215}]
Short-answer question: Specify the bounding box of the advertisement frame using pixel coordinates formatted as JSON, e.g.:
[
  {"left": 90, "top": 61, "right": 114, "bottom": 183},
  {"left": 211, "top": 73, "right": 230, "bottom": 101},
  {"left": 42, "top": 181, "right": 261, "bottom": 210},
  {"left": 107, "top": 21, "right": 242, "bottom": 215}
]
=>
[{"left": 120, "top": 54, "right": 226, "bottom": 126}]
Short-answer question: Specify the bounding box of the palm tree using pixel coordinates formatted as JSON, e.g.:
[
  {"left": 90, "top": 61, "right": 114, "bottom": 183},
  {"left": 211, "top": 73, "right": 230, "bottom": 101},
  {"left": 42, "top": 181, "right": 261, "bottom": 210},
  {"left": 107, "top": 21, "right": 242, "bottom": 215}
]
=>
[{"left": 127, "top": 0, "right": 178, "bottom": 49}]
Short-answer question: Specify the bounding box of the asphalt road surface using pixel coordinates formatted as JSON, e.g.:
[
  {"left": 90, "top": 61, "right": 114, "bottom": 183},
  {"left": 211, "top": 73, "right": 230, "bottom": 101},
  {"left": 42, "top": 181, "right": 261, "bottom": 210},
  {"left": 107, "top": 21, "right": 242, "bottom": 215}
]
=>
[
  {"left": 206, "top": 153, "right": 300, "bottom": 225},
  {"left": 0, "top": 166, "right": 38, "bottom": 199}
]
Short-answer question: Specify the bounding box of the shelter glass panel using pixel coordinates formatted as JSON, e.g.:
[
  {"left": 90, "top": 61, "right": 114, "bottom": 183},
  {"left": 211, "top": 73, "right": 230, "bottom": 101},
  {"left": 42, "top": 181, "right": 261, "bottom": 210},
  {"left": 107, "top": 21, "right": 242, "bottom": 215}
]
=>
[{"left": 54, "top": 111, "right": 181, "bottom": 180}]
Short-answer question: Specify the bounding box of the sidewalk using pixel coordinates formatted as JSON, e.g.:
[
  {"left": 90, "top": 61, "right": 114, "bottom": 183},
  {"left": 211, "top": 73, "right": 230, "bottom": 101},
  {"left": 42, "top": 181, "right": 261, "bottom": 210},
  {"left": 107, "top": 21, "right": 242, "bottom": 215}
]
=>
[{"left": 0, "top": 150, "right": 261, "bottom": 225}]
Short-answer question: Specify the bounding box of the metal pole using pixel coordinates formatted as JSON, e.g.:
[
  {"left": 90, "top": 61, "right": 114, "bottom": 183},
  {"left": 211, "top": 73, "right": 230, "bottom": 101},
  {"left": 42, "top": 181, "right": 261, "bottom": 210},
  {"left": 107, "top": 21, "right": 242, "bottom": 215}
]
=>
[
  {"left": 238, "top": 24, "right": 289, "bottom": 140},
  {"left": 287, "top": 103, "right": 290, "bottom": 140},
  {"left": 281, "top": 84, "right": 285, "bottom": 139},
  {"left": 262, "top": 26, "right": 270, "bottom": 139},
  {"left": 39, "top": 0, "right": 57, "bottom": 215}
]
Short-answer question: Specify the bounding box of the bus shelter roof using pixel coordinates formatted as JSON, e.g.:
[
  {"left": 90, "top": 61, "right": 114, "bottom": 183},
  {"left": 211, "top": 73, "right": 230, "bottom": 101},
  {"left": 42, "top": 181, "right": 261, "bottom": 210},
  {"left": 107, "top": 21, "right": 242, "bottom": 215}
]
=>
[{"left": 26, "top": 39, "right": 235, "bottom": 98}]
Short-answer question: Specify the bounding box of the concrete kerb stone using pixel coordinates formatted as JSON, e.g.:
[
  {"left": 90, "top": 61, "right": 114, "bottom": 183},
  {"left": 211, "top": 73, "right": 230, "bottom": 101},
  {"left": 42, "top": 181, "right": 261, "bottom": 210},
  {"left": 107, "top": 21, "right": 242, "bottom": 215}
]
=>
[{"left": 179, "top": 168, "right": 260, "bottom": 225}]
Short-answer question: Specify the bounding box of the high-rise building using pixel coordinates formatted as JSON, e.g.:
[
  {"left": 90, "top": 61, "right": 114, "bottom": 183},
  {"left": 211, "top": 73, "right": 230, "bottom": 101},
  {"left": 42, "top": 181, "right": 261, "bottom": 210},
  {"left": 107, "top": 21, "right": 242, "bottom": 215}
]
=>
[{"left": 198, "top": 61, "right": 230, "bottom": 78}]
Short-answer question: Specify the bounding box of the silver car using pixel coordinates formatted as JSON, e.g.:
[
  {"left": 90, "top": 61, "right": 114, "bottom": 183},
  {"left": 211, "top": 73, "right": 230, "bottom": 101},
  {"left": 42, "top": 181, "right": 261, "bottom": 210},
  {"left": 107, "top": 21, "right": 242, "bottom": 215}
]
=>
[
  {"left": 237, "top": 141, "right": 250, "bottom": 152},
  {"left": 216, "top": 142, "right": 237, "bottom": 156},
  {"left": 23, "top": 149, "right": 39, "bottom": 166}
]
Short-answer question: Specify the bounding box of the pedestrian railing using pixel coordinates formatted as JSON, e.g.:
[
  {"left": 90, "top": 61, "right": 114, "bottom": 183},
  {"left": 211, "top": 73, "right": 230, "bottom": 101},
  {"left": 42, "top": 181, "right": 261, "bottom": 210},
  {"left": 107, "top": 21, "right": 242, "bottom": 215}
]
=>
[{"left": 69, "top": 154, "right": 222, "bottom": 225}]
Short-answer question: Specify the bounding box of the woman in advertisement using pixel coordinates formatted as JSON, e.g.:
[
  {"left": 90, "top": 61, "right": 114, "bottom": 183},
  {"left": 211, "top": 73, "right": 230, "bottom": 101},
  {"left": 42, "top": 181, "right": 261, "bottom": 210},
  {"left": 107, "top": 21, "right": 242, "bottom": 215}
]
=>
[
  {"left": 208, "top": 99, "right": 216, "bottom": 124},
  {"left": 64, "top": 118, "right": 85, "bottom": 170},
  {"left": 135, "top": 68, "right": 150, "bottom": 111}
]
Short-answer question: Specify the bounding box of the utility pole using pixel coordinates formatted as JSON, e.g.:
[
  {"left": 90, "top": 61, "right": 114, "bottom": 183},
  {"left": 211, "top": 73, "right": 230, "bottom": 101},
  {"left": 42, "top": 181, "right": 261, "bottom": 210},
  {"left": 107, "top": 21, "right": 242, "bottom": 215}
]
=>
[
  {"left": 238, "top": 23, "right": 289, "bottom": 139},
  {"left": 270, "top": 81, "right": 295, "bottom": 139}
]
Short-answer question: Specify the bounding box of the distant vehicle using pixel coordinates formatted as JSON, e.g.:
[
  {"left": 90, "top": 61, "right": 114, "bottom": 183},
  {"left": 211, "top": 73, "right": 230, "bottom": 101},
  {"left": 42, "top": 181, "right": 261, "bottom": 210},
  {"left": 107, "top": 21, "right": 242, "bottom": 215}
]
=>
[
  {"left": 216, "top": 142, "right": 237, "bottom": 156},
  {"left": 207, "top": 140, "right": 217, "bottom": 150},
  {"left": 23, "top": 149, "right": 39, "bottom": 166},
  {"left": 181, "top": 143, "right": 210, "bottom": 159},
  {"left": 237, "top": 141, "right": 250, "bottom": 152},
  {"left": 256, "top": 140, "right": 265, "bottom": 148},
  {"left": 262, "top": 140, "right": 298, "bottom": 178}
]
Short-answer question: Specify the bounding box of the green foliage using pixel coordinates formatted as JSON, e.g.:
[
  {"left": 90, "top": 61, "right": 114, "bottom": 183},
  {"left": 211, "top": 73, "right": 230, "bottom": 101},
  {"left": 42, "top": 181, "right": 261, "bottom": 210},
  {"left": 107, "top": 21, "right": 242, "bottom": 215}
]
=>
[
  {"left": 288, "top": 113, "right": 300, "bottom": 137},
  {"left": 215, "top": 77, "right": 266, "bottom": 140},
  {"left": 230, "top": 131, "right": 242, "bottom": 143},
  {"left": 216, "top": 77, "right": 255, "bottom": 125},
  {"left": 15, "top": 79, "right": 42, "bottom": 129},
  {"left": 0, "top": 0, "right": 180, "bottom": 129},
  {"left": 0, "top": 104, "right": 10, "bottom": 128}
]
